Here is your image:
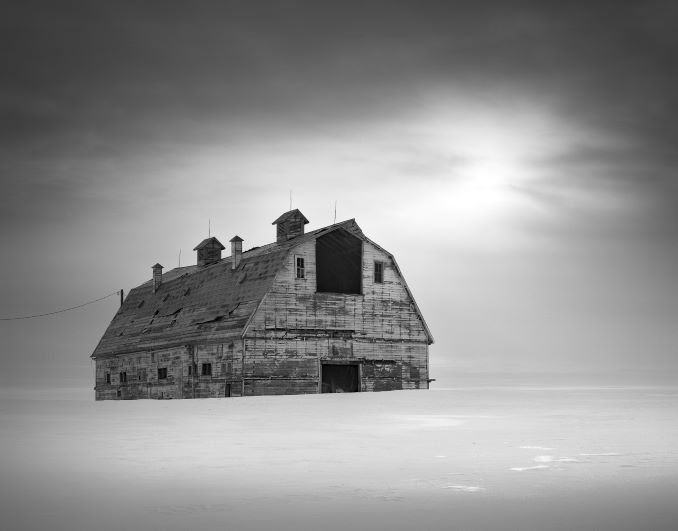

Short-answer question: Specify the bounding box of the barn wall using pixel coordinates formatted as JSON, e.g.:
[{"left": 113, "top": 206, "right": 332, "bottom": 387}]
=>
[
  {"left": 94, "top": 340, "right": 244, "bottom": 400},
  {"left": 247, "top": 239, "right": 429, "bottom": 340},
  {"left": 241, "top": 336, "right": 428, "bottom": 393},
  {"left": 243, "top": 239, "right": 429, "bottom": 392}
]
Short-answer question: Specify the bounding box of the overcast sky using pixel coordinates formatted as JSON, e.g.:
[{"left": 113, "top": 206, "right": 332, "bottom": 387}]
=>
[{"left": 2, "top": 1, "right": 677, "bottom": 389}]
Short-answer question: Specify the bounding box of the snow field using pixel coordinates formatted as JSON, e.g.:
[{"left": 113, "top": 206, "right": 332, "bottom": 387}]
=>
[{"left": 2, "top": 386, "right": 678, "bottom": 530}]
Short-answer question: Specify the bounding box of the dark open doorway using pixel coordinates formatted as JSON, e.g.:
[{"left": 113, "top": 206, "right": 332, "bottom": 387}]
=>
[
  {"left": 321, "top": 363, "right": 360, "bottom": 393},
  {"left": 316, "top": 229, "right": 362, "bottom": 294}
]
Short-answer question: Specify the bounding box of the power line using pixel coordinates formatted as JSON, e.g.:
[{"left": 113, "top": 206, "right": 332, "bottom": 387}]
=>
[{"left": 0, "top": 290, "right": 121, "bottom": 321}]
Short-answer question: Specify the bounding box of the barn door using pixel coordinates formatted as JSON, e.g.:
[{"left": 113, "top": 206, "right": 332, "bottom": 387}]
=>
[{"left": 321, "top": 363, "right": 360, "bottom": 393}]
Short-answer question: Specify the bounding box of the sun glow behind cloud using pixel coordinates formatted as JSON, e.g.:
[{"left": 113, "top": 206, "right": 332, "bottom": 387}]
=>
[
  {"left": 394, "top": 102, "right": 574, "bottom": 248},
  {"left": 450, "top": 159, "right": 524, "bottom": 220}
]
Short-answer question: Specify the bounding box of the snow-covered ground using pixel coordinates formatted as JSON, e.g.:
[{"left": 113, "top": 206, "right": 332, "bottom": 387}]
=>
[{"left": 2, "top": 384, "right": 678, "bottom": 530}]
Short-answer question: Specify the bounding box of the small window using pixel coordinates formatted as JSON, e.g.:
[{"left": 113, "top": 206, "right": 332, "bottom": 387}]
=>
[
  {"left": 374, "top": 261, "right": 384, "bottom": 283},
  {"left": 295, "top": 256, "right": 305, "bottom": 279},
  {"left": 119, "top": 371, "right": 127, "bottom": 383},
  {"left": 158, "top": 367, "right": 167, "bottom": 380},
  {"left": 201, "top": 363, "right": 212, "bottom": 376},
  {"left": 106, "top": 372, "right": 111, "bottom": 384},
  {"left": 188, "top": 364, "right": 192, "bottom": 376}
]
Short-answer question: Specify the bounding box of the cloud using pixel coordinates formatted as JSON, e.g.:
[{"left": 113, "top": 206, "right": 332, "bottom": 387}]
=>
[{"left": 2, "top": 1, "right": 678, "bottom": 383}]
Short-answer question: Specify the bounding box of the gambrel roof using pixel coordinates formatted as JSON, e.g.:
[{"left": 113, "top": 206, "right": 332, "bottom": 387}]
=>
[{"left": 91, "top": 219, "right": 432, "bottom": 359}]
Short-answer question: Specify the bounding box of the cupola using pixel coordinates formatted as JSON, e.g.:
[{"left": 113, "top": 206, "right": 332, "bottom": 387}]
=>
[
  {"left": 272, "top": 209, "right": 309, "bottom": 242},
  {"left": 193, "top": 237, "right": 225, "bottom": 267},
  {"left": 152, "top": 263, "right": 163, "bottom": 292},
  {"left": 230, "top": 235, "right": 243, "bottom": 269}
]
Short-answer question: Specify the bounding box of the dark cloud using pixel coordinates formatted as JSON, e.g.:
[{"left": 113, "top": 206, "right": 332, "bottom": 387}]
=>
[
  {"left": 3, "top": 2, "right": 677, "bottom": 146},
  {"left": 4, "top": 0, "right": 677, "bottom": 226}
]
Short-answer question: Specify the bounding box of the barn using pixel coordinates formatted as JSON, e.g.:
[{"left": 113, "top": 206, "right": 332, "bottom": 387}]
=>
[{"left": 91, "top": 210, "right": 433, "bottom": 399}]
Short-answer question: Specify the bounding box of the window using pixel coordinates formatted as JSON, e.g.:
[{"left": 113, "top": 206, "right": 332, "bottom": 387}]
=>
[
  {"left": 106, "top": 372, "right": 111, "bottom": 384},
  {"left": 201, "top": 363, "right": 212, "bottom": 376},
  {"left": 295, "top": 256, "right": 305, "bottom": 279},
  {"left": 158, "top": 367, "right": 167, "bottom": 380},
  {"left": 374, "top": 261, "right": 384, "bottom": 283},
  {"left": 119, "top": 371, "right": 127, "bottom": 383}
]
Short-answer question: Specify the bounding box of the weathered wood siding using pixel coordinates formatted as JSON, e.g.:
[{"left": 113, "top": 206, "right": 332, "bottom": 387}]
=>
[
  {"left": 243, "top": 240, "right": 429, "bottom": 393},
  {"left": 94, "top": 340, "right": 244, "bottom": 400}
]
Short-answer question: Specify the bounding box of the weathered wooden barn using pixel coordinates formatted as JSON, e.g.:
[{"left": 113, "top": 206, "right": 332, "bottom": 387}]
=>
[{"left": 91, "top": 210, "right": 433, "bottom": 399}]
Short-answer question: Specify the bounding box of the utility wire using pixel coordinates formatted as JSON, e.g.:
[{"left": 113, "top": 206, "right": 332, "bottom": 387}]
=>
[{"left": 0, "top": 290, "right": 121, "bottom": 321}]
